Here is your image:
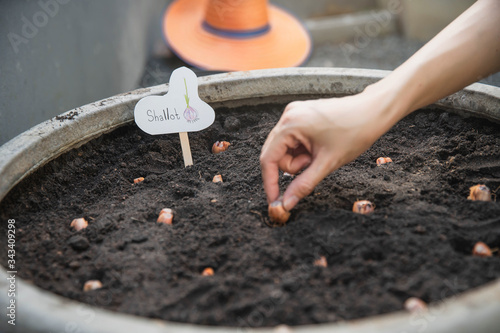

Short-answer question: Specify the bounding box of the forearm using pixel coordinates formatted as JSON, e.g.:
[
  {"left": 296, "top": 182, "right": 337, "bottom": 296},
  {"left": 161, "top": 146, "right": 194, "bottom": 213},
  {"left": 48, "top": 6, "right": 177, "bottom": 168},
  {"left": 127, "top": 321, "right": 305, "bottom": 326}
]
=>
[
  {"left": 261, "top": 0, "right": 500, "bottom": 208},
  {"left": 370, "top": 0, "right": 500, "bottom": 126}
]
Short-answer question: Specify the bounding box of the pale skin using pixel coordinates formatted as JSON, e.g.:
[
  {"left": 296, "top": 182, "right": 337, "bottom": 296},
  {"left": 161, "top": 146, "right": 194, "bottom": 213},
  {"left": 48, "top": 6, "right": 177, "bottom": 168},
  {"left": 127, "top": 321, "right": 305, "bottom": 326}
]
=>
[{"left": 260, "top": 0, "right": 500, "bottom": 211}]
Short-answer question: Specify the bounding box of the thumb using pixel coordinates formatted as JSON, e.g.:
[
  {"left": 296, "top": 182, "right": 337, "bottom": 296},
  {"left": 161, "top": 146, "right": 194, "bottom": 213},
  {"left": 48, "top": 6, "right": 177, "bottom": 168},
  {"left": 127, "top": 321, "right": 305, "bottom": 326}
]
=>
[{"left": 282, "top": 155, "right": 336, "bottom": 211}]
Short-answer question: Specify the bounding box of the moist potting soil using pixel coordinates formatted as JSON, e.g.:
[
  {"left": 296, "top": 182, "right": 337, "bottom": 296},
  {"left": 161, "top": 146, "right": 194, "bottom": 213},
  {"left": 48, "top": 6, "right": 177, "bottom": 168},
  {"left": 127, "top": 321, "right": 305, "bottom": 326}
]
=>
[{"left": 1, "top": 103, "right": 500, "bottom": 327}]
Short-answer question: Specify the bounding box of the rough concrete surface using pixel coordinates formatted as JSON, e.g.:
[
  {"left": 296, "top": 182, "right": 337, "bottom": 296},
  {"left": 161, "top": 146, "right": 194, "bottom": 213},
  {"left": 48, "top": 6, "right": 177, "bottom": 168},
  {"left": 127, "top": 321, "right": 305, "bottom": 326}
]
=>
[{"left": 140, "top": 35, "right": 500, "bottom": 88}]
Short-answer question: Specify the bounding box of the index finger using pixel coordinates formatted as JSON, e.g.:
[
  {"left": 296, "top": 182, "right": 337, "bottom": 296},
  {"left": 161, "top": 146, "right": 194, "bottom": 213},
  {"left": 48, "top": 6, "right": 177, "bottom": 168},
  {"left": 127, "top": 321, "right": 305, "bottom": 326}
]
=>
[
  {"left": 260, "top": 157, "right": 280, "bottom": 203},
  {"left": 260, "top": 131, "right": 284, "bottom": 203},
  {"left": 260, "top": 122, "right": 303, "bottom": 202}
]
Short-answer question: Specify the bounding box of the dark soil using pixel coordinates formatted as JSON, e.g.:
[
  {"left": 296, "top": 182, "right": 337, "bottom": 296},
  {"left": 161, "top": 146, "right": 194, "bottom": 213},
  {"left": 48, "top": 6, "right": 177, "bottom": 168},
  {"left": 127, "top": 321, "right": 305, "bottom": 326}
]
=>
[{"left": 1, "top": 103, "right": 500, "bottom": 328}]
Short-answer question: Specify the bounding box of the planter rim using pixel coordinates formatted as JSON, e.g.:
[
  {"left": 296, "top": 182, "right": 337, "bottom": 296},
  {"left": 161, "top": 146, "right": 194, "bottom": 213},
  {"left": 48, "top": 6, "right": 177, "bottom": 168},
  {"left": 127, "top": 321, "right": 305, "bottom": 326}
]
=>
[
  {"left": 1, "top": 67, "right": 499, "bottom": 202},
  {"left": 1, "top": 67, "right": 500, "bottom": 333}
]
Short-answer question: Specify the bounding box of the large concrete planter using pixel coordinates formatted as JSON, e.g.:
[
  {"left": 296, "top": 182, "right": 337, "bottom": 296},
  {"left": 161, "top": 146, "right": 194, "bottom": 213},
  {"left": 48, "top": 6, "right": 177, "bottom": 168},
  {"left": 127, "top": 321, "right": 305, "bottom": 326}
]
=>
[{"left": 1, "top": 68, "right": 499, "bottom": 333}]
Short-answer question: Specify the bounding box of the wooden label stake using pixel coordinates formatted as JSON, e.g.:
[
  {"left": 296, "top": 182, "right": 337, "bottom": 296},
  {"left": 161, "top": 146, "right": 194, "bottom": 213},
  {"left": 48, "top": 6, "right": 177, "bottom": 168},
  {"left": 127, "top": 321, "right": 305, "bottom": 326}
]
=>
[{"left": 179, "top": 132, "right": 193, "bottom": 167}]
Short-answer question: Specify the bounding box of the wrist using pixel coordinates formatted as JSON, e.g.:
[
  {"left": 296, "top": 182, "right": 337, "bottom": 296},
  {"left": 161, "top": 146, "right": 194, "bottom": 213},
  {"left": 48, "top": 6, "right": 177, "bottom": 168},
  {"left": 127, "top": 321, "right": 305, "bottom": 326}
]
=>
[{"left": 359, "top": 76, "right": 414, "bottom": 136}]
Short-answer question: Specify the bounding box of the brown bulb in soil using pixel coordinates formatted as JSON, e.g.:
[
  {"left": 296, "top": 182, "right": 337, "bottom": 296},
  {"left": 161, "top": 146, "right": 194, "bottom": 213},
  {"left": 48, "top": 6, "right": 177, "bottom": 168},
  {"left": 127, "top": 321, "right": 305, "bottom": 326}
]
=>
[
  {"left": 133, "top": 177, "right": 144, "bottom": 184},
  {"left": 157, "top": 208, "right": 173, "bottom": 225},
  {"left": 212, "top": 174, "right": 223, "bottom": 183},
  {"left": 467, "top": 184, "right": 492, "bottom": 201},
  {"left": 268, "top": 200, "right": 290, "bottom": 225},
  {"left": 83, "top": 280, "right": 103, "bottom": 292},
  {"left": 212, "top": 141, "right": 230, "bottom": 154},
  {"left": 202, "top": 267, "right": 214, "bottom": 276},
  {"left": 274, "top": 325, "right": 293, "bottom": 333},
  {"left": 472, "top": 241, "right": 492, "bottom": 257},
  {"left": 314, "top": 256, "right": 328, "bottom": 268},
  {"left": 352, "top": 200, "right": 374, "bottom": 214},
  {"left": 376, "top": 157, "right": 393, "bottom": 166},
  {"left": 70, "top": 218, "right": 88, "bottom": 231},
  {"left": 404, "top": 297, "right": 427, "bottom": 313}
]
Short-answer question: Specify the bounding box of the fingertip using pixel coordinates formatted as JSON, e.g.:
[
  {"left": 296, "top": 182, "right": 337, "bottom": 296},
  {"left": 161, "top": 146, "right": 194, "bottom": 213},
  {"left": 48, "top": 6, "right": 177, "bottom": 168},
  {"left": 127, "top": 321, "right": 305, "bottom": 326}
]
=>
[
  {"left": 283, "top": 175, "right": 316, "bottom": 208},
  {"left": 266, "top": 186, "right": 280, "bottom": 204},
  {"left": 282, "top": 195, "right": 299, "bottom": 211},
  {"left": 282, "top": 156, "right": 336, "bottom": 210}
]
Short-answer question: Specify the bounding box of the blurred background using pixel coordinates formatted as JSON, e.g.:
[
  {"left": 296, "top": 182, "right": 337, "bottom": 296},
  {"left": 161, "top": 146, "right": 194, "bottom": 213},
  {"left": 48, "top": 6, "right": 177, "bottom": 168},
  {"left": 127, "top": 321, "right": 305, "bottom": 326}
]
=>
[{"left": 1, "top": 0, "right": 498, "bottom": 146}]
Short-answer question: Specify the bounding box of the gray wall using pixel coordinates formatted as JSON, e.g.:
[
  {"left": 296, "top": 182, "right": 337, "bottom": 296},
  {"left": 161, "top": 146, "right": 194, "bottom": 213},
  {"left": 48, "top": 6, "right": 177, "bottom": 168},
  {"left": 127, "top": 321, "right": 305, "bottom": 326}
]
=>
[
  {"left": 0, "top": 0, "right": 383, "bottom": 146},
  {"left": 0, "top": 0, "right": 166, "bottom": 145},
  {"left": 0, "top": 0, "right": 473, "bottom": 146}
]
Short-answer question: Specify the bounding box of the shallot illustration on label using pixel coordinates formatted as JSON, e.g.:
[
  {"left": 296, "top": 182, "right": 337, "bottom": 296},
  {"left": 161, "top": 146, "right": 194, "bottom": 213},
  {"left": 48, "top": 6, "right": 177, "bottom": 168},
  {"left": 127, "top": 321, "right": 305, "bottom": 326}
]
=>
[
  {"left": 134, "top": 66, "right": 215, "bottom": 135},
  {"left": 183, "top": 78, "right": 199, "bottom": 123}
]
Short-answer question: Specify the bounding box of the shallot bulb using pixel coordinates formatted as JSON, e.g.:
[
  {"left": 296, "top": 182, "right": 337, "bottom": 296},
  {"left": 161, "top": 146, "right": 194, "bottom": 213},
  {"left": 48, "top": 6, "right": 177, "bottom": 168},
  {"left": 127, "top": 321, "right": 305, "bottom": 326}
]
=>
[
  {"left": 376, "top": 157, "right": 393, "bottom": 166},
  {"left": 70, "top": 218, "right": 88, "bottom": 231},
  {"left": 472, "top": 241, "right": 492, "bottom": 257},
  {"left": 157, "top": 208, "right": 173, "bottom": 225},
  {"left": 467, "top": 184, "right": 492, "bottom": 202},
  {"left": 212, "top": 174, "right": 223, "bottom": 183},
  {"left": 404, "top": 297, "right": 427, "bottom": 313},
  {"left": 274, "top": 325, "right": 293, "bottom": 333},
  {"left": 314, "top": 256, "right": 328, "bottom": 268},
  {"left": 202, "top": 267, "right": 214, "bottom": 276},
  {"left": 133, "top": 177, "right": 144, "bottom": 184},
  {"left": 212, "top": 141, "right": 231, "bottom": 154},
  {"left": 83, "top": 280, "right": 103, "bottom": 292},
  {"left": 352, "top": 200, "right": 374, "bottom": 214},
  {"left": 268, "top": 199, "right": 290, "bottom": 225}
]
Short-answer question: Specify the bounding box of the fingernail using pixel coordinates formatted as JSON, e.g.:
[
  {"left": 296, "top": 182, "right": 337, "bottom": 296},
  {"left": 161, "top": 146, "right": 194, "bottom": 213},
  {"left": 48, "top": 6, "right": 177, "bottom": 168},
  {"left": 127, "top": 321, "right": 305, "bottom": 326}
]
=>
[{"left": 283, "top": 195, "right": 299, "bottom": 211}]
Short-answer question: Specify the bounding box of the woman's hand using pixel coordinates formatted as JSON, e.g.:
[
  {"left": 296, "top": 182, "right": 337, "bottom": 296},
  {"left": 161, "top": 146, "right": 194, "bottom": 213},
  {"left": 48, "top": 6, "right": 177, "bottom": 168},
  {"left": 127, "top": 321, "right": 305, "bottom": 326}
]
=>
[
  {"left": 260, "top": 88, "right": 399, "bottom": 210},
  {"left": 260, "top": 0, "right": 500, "bottom": 212}
]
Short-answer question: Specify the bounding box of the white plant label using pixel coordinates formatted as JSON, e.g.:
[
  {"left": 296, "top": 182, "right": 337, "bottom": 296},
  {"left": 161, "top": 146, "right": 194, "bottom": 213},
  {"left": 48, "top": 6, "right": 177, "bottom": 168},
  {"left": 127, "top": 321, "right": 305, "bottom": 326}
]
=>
[{"left": 134, "top": 66, "right": 215, "bottom": 135}]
